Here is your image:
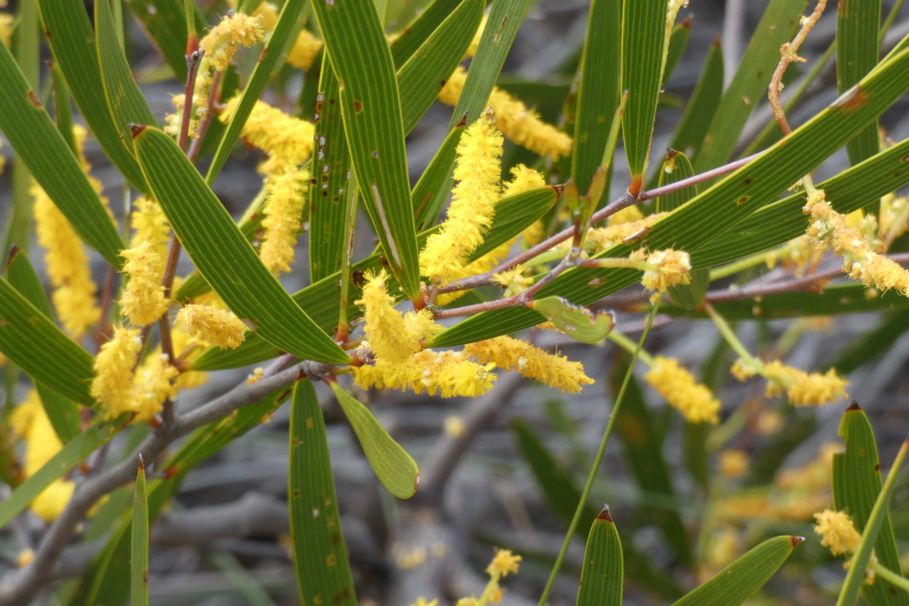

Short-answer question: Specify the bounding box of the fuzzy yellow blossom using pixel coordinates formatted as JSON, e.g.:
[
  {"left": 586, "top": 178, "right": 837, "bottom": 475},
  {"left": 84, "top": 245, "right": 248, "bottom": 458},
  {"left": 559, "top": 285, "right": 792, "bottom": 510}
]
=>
[
  {"left": 608, "top": 205, "right": 645, "bottom": 225},
  {"left": 645, "top": 356, "right": 720, "bottom": 424},
  {"left": 353, "top": 350, "right": 496, "bottom": 398},
  {"left": 247, "top": 367, "right": 265, "bottom": 385},
  {"left": 731, "top": 359, "right": 848, "bottom": 406},
  {"left": 258, "top": 168, "right": 308, "bottom": 274},
  {"left": 637, "top": 248, "right": 692, "bottom": 297},
  {"left": 175, "top": 304, "right": 248, "bottom": 349},
  {"left": 805, "top": 189, "right": 909, "bottom": 297},
  {"left": 359, "top": 271, "right": 429, "bottom": 362},
  {"left": 131, "top": 197, "right": 171, "bottom": 261},
  {"left": 120, "top": 242, "right": 168, "bottom": 326},
  {"left": 584, "top": 212, "right": 667, "bottom": 253},
  {"left": 719, "top": 449, "right": 748, "bottom": 479},
  {"left": 199, "top": 12, "right": 264, "bottom": 71},
  {"left": 487, "top": 549, "right": 522, "bottom": 577},
  {"left": 287, "top": 28, "right": 324, "bottom": 70},
  {"left": 0, "top": 12, "right": 12, "bottom": 47},
  {"left": 464, "top": 336, "right": 594, "bottom": 393},
  {"left": 13, "top": 391, "right": 76, "bottom": 521},
  {"left": 813, "top": 509, "right": 862, "bottom": 556},
  {"left": 420, "top": 112, "right": 503, "bottom": 283},
  {"left": 91, "top": 326, "right": 142, "bottom": 418},
  {"left": 492, "top": 266, "right": 533, "bottom": 296},
  {"left": 32, "top": 185, "right": 101, "bottom": 338},
  {"left": 439, "top": 66, "right": 572, "bottom": 160},
  {"left": 220, "top": 97, "right": 315, "bottom": 167},
  {"left": 131, "top": 354, "right": 179, "bottom": 422}
]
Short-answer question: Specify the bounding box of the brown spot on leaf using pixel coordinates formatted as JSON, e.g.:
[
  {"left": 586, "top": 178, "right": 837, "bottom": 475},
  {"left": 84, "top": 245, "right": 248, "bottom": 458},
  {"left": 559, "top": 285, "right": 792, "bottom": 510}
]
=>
[
  {"left": 5, "top": 245, "right": 22, "bottom": 270},
  {"left": 353, "top": 100, "right": 363, "bottom": 113},
  {"left": 832, "top": 86, "right": 867, "bottom": 113},
  {"left": 736, "top": 195, "right": 751, "bottom": 205},
  {"left": 130, "top": 124, "right": 147, "bottom": 139}
]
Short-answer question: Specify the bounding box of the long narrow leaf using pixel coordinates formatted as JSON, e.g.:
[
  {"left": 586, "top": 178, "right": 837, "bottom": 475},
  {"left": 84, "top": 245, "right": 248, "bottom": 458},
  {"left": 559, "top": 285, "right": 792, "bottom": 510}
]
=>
[
  {"left": 837, "top": 0, "right": 881, "bottom": 167},
  {"left": 133, "top": 126, "right": 350, "bottom": 365},
  {"left": 130, "top": 458, "right": 149, "bottom": 606},
  {"left": 621, "top": 0, "right": 668, "bottom": 188},
  {"left": 289, "top": 382, "right": 357, "bottom": 605},
  {"left": 0, "top": 279, "right": 96, "bottom": 405},
  {"left": 0, "top": 41, "right": 123, "bottom": 266},
  {"left": 672, "top": 536, "right": 803, "bottom": 605},
  {"left": 312, "top": 0, "right": 421, "bottom": 298}
]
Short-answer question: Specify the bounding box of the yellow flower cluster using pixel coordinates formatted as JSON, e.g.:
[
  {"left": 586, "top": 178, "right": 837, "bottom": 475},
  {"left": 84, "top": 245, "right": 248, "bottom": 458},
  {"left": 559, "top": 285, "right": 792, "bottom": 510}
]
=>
[
  {"left": 120, "top": 242, "right": 168, "bottom": 326},
  {"left": 166, "top": 13, "right": 264, "bottom": 139},
  {"left": 464, "top": 336, "right": 594, "bottom": 393},
  {"left": 259, "top": 168, "right": 309, "bottom": 275},
  {"left": 32, "top": 186, "right": 101, "bottom": 339},
  {"left": 352, "top": 272, "right": 495, "bottom": 398},
  {"left": 420, "top": 112, "right": 503, "bottom": 283},
  {"left": 10, "top": 391, "right": 75, "bottom": 521},
  {"left": 644, "top": 356, "right": 720, "bottom": 424},
  {"left": 131, "top": 354, "right": 179, "bottom": 423},
  {"left": 805, "top": 189, "right": 909, "bottom": 297},
  {"left": 636, "top": 248, "right": 692, "bottom": 299},
  {"left": 584, "top": 212, "right": 667, "bottom": 254},
  {"left": 813, "top": 509, "right": 861, "bottom": 556},
  {"left": 199, "top": 12, "right": 264, "bottom": 71},
  {"left": 175, "top": 304, "right": 248, "bottom": 349},
  {"left": 731, "top": 358, "right": 848, "bottom": 406},
  {"left": 454, "top": 549, "right": 521, "bottom": 606},
  {"left": 719, "top": 449, "right": 748, "bottom": 479},
  {"left": 439, "top": 66, "right": 572, "bottom": 160},
  {"left": 251, "top": 2, "right": 323, "bottom": 70},
  {"left": 90, "top": 326, "right": 143, "bottom": 418},
  {"left": 220, "top": 97, "right": 315, "bottom": 169}
]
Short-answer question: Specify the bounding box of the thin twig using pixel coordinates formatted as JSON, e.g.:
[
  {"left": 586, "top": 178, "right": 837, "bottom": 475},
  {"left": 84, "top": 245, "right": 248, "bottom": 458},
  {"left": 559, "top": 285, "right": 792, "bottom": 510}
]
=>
[{"left": 187, "top": 69, "right": 224, "bottom": 163}]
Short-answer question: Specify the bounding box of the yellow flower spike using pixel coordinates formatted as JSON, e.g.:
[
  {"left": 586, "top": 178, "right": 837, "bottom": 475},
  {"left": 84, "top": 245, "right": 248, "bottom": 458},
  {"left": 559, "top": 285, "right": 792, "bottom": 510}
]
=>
[
  {"left": 120, "top": 241, "right": 168, "bottom": 326},
  {"left": 644, "top": 356, "right": 720, "bottom": 424},
  {"left": 219, "top": 97, "right": 315, "bottom": 167},
  {"left": 199, "top": 12, "right": 264, "bottom": 72},
  {"left": 353, "top": 350, "right": 496, "bottom": 398},
  {"left": 805, "top": 189, "right": 909, "bottom": 297},
  {"left": 175, "top": 304, "right": 248, "bottom": 349},
  {"left": 358, "top": 270, "right": 428, "bottom": 363},
  {"left": 464, "top": 336, "right": 594, "bottom": 393},
  {"left": 638, "top": 248, "right": 692, "bottom": 295},
  {"left": 91, "top": 326, "right": 143, "bottom": 419},
  {"left": 170, "top": 326, "right": 209, "bottom": 390},
  {"left": 439, "top": 66, "right": 572, "bottom": 160},
  {"left": 584, "top": 212, "right": 667, "bottom": 254},
  {"left": 287, "top": 28, "right": 324, "bottom": 71},
  {"left": 259, "top": 168, "right": 309, "bottom": 275},
  {"left": 131, "top": 354, "right": 179, "bottom": 423},
  {"left": 131, "top": 197, "right": 171, "bottom": 262},
  {"left": 487, "top": 549, "right": 522, "bottom": 578},
  {"left": 32, "top": 180, "right": 103, "bottom": 338},
  {"left": 813, "top": 509, "right": 861, "bottom": 556},
  {"left": 719, "top": 449, "right": 748, "bottom": 479},
  {"left": 420, "top": 111, "right": 503, "bottom": 283},
  {"left": 733, "top": 359, "right": 848, "bottom": 406}
]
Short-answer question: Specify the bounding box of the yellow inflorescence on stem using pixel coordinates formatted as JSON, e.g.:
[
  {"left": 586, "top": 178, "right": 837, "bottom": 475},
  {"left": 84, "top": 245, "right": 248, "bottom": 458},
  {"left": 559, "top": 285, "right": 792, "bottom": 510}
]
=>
[
  {"left": 11, "top": 391, "right": 76, "bottom": 521},
  {"left": 91, "top": 326, "right": 143, "bottom": 419},
  {"left": 732, "top": 359, "right": 848, "bottom": 406},
  {"left": 584, "top": 212, "right": 667, "bottom": 254},
  {"left": 259, "top": 168, "right": 309, "bottom": 275},
  {"left": 32, "top": 187, "right": 101, "bottom": 339},
  {"left": 176, "top": 304, "right": 248, "bottom": 349},
  {"left": 464, "top": 336, "right": 593, "bottom": 393},
  {"left": 132, "top": 354, "right": 180, "bottom": 422},
  {"left": 486, "top": 549, "right": 522, "bottom": 578},
  {"left": 287, "top": 28, "right": 324, "bottom": 71},
  {"left": 420, "top": 112, "right": 503, "bottom": 283},
  {"left": 220, "top": 97, "right": 315, "bottom": 167},
  {"left": 805, "top": 189, "right": 909, "bottom": 296},
  {"left": 120, "top": 242, "right": 168, "bottom": 326},
  {"left": 645, "top": 356, "right": 720, "bottom": 424},
  {"left": 439, "top": 66, "right": 572, "bottom": 160},
  {"left": 359, "top": 270, "right": 428, "bottom": 363},
  {"left": 199, "top": 12, "right": 265, "bottom": 72},
  {"left": 353, "top": 350, "right": 496, "bottom": 398},
  {"left": 813, "top": 509, "right": 861, "bottom": 557},
  {"left": 637, "top": 248, "right": 692, "bottom": 296}
]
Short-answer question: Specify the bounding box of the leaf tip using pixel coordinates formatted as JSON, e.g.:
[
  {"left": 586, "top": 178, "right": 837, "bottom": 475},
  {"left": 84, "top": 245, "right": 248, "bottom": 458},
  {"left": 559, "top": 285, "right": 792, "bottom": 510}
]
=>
[
  {"left": 846, "top": 401, "right": 862, "bottom": 412},
  {"left": 789, "top": 535, "right": 805, "bottom": 549},
  {"left": 137, "top": 453, "right": 145, "bottom": 472},
  {"left": 5, "top": 244, "right": 21, "bottom": 270},
  {"left": 596, "top": 505, "right": 613, "bottom": 522},
  {"left": 129, "top": 123, "right": 148, "bottom": 139}
]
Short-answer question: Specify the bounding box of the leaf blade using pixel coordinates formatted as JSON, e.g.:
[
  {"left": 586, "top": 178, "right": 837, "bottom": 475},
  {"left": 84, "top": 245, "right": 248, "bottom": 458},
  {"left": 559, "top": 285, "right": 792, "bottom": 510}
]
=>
[
  {"left": 576, "top": 508, "right": 623, "bottom": 606},
  {"left": 130, "top": 459, "right": 149, "bottom": 606}
]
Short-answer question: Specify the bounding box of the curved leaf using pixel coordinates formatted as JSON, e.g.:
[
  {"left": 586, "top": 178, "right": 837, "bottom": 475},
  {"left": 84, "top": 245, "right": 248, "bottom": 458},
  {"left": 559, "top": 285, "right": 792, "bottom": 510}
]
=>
[
  {"left": 330, "top": 383, "right": 419, "bottom": 500},
  {"left": 133, "top": 126, "right": 350, "bottom": 365}
]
